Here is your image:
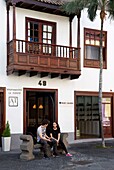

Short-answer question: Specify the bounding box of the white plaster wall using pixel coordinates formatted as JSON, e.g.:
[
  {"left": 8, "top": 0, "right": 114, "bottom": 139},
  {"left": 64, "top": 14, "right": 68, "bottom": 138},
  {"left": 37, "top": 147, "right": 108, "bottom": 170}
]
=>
[
  {"left": 1, "top": 2, "right": 114, "bottom": 135},
  {"left": 72, "top": 9, "right": 114, "bottom": 93},
  {"left": 9, "top": 7, "right": 69, "bottom": 46},
  {"left": 0, "top": 0, "right": 7, "bottom": 76}
]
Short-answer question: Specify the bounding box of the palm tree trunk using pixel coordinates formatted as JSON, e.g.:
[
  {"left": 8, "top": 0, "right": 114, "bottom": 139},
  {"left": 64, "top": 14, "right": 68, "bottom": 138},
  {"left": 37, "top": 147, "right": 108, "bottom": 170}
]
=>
[{"left": 99, "top": 17, "right": 105, "bottom": 147}]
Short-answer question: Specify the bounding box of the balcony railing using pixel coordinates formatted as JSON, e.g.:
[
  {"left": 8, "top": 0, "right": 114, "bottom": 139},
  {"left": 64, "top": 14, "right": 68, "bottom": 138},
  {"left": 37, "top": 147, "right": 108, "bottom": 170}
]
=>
[{"left": 7, "top": 39, "right": 81, "bottom": 79}]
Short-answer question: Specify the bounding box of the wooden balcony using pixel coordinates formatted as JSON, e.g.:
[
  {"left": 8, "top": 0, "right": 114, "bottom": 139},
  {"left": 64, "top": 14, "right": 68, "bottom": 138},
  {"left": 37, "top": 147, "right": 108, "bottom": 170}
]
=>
[{"left": 7, "top": 39, "right": 81, "bottom": 79}]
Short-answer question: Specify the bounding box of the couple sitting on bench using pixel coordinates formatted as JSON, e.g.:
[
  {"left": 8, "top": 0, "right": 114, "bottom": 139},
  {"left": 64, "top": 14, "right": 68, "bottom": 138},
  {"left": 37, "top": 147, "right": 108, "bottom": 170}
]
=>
[{"left": 37, "top": 119, "right": 72, "bottom": 159}]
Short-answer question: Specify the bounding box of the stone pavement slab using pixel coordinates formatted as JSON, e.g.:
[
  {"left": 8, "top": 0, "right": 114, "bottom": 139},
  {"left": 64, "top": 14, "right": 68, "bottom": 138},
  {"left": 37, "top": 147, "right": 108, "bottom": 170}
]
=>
[{"left": 0, "top": 139, "right": 114, "bottom": 170}]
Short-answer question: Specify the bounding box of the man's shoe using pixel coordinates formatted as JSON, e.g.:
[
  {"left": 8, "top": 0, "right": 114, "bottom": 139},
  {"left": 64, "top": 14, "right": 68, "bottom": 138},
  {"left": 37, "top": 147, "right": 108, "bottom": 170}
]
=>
[
  {"left": 53, "top": 154, "right": 59, "bottom": 158},
  {"left": 43, "top": 155, "right": 50, "bottom": 159}
]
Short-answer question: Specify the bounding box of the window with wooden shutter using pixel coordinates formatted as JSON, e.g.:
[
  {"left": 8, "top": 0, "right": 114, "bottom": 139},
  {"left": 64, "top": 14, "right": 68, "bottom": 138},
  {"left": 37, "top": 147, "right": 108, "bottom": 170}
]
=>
[{"left": 84, "top": 28, "right": 107, "bottom": 69}]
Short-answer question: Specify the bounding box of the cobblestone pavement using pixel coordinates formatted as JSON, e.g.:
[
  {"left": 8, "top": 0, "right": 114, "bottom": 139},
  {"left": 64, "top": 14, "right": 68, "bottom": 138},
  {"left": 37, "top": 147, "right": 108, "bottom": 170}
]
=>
[{"left": 0, "top": 139, "right": 114, "bottom": 170}]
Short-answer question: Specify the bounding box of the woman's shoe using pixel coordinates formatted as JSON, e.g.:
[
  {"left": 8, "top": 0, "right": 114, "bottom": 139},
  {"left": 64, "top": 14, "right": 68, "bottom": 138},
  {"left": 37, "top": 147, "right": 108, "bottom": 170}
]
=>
[{"left": 66, "top": 153, "right": 72, "bottom": 157}]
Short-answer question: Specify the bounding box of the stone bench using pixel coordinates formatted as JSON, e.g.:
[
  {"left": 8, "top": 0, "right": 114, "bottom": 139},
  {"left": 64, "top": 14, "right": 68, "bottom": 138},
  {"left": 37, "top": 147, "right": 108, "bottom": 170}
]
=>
[{"left": 20, "top": 133, "right": 69, "bottom": 160}]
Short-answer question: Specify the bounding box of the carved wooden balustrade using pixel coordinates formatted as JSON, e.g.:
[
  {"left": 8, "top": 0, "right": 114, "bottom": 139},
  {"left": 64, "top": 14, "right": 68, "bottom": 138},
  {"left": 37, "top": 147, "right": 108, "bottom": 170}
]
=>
[{"left": 7, "top": 39, "right": 81, "bottom": 79}]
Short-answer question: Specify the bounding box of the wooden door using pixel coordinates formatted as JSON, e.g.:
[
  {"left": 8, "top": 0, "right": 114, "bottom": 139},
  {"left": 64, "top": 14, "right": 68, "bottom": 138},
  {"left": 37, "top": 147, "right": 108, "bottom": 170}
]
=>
[
  {"left": 102, "top": 98, "right": 112, "bottom": 138},
  {"left": 26, "top": 91, "right": 55, "bottom": 137}
]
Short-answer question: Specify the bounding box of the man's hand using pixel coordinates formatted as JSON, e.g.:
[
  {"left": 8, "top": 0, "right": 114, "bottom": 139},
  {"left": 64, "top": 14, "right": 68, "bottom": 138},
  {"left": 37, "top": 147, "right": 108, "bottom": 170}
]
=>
[{"left": 47, "top": 138, "right": 51, "bottom": 142}]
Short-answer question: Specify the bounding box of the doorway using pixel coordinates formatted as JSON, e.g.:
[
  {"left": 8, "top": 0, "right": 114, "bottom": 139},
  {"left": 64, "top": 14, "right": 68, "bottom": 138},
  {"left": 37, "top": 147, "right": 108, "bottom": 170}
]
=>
[
  {"left": 74, "top": 91, "right": 114, "bottom": 140},
  {"left": 24, "top": 88, "right": 58, "bottom": 137}
]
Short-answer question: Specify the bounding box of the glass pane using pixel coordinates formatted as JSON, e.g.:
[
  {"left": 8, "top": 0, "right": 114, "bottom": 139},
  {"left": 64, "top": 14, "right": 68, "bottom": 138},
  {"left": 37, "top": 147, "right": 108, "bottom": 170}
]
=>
[
  {"left": 92, "top": 96, "right": 99, "bottom": 120},
  {"left": 90, "top": 32, "right": 94, "bottom": 39},
  {"left": 34, "top": 31, "right": 38, "bottom": 37},
  {"left": 95, "top": 40, "right": 100, "bottom": 46},
  {"left": 86, "top": 46, "right": 100, "bottom": 60},
  {"left": 28, "top": 30, "right": 30, "bottom": 36},
  {"left": 43, "top": 39, "right": 47, "bottom": 43},
  {"left": 85, "top": 39, "right": 90, "bottom": 44},
  {"left": 85, "top": 96, "right": 91, "bottom": 106},
  {"left": 34, "top": 38, "right": 38, "bottom": 42},
  {"left": 30, "top": 30, "right": 33, "bottom": 36},
  {"left": 96, "top": 33, "right": 100, "bottom": 39},
  {"left": 30, "top": 37, "right": 33, "bottom": 42},
  {"left": 86, "top": 32, "right": 90, "bottom": 38},
  {"left": 43, "top": 25, "right": 47, "bottom": 31},
  {"left": 28, "top": 22, "right": 30, "bottom": 29},
  {"left": 30, "top": 22, "right": 33, "bottom": 29},
  {"left": 34, "top": 23, "right": 38, "bottom": 30},
  {"left": 49, "top": 47, "right": 51, "bottom": 53},
  {"left": 43, "top": 32, "right": 47, "bottom": 38},
  {"left": 48, "top": 26, "right": 52, "bottom": 32},
  {"left": 48, "top": 33, "right": 52, "bottom": 39},
  {"left": 43, "top": 46, "right": 46, "bottom": 53},
  {"left": 90, "top": 40, "right": 95, "bottom": 45},
  {"left": 48, "top": 40, "right": 51, "bottom": 44}
]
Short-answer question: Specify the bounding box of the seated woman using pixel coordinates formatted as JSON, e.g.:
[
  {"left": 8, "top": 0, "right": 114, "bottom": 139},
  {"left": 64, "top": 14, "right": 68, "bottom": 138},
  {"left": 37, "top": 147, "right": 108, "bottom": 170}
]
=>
[{"left": 50, "top": 121, "right": 72, "bottom": 157}]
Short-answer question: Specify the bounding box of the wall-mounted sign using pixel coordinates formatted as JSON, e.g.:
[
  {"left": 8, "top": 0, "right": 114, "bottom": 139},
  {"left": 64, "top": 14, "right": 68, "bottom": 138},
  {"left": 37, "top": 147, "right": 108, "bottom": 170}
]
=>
[
  {"left": 8, "top": 97, "right": 18, "bottom": 107},
  {"left": 59, "top": 102, "right": 73, "bottom": 104},
  {"left": 7, "top": 88, "right": 22, "bottom": 95},
  {"left": 7, "top": 89, "right": 22, "bottom": 107}
]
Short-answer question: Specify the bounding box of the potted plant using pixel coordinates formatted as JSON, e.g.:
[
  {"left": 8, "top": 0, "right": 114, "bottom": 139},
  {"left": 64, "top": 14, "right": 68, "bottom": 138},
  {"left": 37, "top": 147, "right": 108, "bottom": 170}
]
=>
[{"left": 2, "top": 121, "right": 11, "bottom": 151}]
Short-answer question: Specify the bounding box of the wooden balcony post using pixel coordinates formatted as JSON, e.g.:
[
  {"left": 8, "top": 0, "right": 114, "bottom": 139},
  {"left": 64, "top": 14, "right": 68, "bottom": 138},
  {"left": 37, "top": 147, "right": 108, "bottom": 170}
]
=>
[
  {"left": 69, "top": 16, "right": 73, "bottom": 47},
  {"left": 13, "top": 3, "right": 16, "bottom": 40},
  {"left": 77, "top": 12, "right": 81, "bottom": 70},
  {"left": 7, "top": 5, "right": 10, "bottom": 43},
  {"left": 69, "top": 15, "right": 74, "bottom": 58},
  {"left": 12, "top": 2, "right": 16, "bottom": 63},
  {"left": 7, "top": 5, "right": 10, "bottom": 66},
  {"left": 77, "top": 12, "right": 81, "bottom": 49}
]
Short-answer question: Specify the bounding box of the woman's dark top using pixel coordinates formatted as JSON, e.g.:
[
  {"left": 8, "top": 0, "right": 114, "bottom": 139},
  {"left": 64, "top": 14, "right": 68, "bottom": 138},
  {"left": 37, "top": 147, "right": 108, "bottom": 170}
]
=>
[{"left": 50, "top": 127, "right": 60, "bottom": 139}]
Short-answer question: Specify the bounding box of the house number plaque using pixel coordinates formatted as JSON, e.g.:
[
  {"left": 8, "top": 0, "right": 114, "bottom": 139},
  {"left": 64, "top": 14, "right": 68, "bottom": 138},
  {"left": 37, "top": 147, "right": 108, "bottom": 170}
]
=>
[{"left": 38, "top": 80, "right": 47, "bottom": 86}]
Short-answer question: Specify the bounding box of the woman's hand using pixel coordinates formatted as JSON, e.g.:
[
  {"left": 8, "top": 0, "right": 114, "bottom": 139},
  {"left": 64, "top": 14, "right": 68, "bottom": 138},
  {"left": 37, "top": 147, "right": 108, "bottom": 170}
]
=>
[{"left": 57, "top": 139, "right": 59, "bottom": 145}]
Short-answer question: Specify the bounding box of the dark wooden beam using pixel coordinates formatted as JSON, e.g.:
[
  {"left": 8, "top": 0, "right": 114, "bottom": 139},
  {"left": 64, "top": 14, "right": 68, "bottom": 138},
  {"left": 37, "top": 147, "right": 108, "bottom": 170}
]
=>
[
  {"left": 29, "top": 71, "right": 38, "bottom": 77},
  {"left": 61, "top": 74, "right": 69, "bottom": 79},
  {"left": 77, "top": 12, "right": 81, "bottom": 48},
  {"left": 15, "top": 0, "right": 60, "bottom": 10},
  {"left": 7, "top": 5, "right": 10, "bottom": 67},
  {"left": 18, "top": 70, "right": 26, "bottom": 76},
  {"left": 31, "top": 4, "right": 36, "bottom": 9},
  {"left": 40, "top": 72, "right": 49, "bottom": 78},
  {"left": 69, "top": 15, "right": 74, "bottom": 47},
  {"left": 70, "top": 75, "right": 80, "bottom": 80},
  {"left": 13, "top": 3, "right": 16, "bottom": 39},
  {"left": 19, "top": 2, "right": 24, "bottom": 7},
  {"left": 51, "top": 73, "right": 59, "bottom": 79}
]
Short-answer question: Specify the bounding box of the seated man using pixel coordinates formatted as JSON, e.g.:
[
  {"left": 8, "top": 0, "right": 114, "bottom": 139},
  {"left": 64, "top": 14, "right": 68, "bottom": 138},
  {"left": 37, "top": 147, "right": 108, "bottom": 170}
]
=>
[{"left": 37, "top": 119, "right": 58, "bottom": 158}]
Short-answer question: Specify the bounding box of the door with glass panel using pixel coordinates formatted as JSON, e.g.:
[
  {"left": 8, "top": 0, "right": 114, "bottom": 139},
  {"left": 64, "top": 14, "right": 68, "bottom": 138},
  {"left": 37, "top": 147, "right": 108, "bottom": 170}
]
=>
[
  {"left": 26, "top": 91, "right": 55, "bottom": 138},
  {"left": 26, "top": 18, "right": 56, "bottom": 54}
]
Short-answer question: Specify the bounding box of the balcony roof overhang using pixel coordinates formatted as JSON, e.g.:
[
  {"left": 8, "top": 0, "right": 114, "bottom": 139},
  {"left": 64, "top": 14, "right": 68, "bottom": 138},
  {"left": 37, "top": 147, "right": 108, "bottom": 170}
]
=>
[{"left": 6, "top": 0, "right": 73, "bottom": 17}]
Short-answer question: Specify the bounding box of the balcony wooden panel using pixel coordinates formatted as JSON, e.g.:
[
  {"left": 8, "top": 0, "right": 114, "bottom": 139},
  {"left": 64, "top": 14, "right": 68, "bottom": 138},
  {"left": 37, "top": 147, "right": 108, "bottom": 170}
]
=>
[
  {"left": 7, "top": 39, "right": 81, "bottom": 79},
  {"left": 39, "top": 57, "right": 48, "bottom": 66},
  {"left": 18, "top": 54, "right": 27, "bottom": 63},
  {"left": 84, "top": 59, "right": 107, "bottom": 69},
  {"left": 50, "top": 58, "right": 58, "bottom": 67},
  {"left": 29, "top": 56, "right": 38, "bottom": 64}
]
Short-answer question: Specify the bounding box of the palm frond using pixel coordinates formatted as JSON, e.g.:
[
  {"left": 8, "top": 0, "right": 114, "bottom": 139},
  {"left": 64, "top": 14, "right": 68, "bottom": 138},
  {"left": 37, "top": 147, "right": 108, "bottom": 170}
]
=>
[
  {"left": 61, "top": 0, "right": 89, "bottom": 15},
  {"left": 87, "top": 0, "right": 99, "bottom": 21},
  {"left": 107, "top": 0, "right": 114, "bottom": 19}
]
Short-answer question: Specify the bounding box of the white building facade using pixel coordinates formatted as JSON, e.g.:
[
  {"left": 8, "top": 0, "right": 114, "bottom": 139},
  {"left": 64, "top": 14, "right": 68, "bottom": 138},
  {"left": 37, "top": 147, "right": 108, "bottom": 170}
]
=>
[{"left": 0, "top": 0, "right": 114, "bottom": 149}]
